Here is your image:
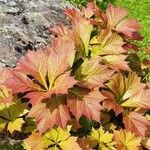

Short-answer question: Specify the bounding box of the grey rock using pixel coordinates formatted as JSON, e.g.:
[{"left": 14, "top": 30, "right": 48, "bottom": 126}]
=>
[{"left": 0, "top": 0, "right": 74, "bottom": 67}]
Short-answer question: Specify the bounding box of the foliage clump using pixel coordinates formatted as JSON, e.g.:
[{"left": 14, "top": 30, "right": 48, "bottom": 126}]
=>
[{"left": 0, "top": 2, "right": 150, "bottom": 150}]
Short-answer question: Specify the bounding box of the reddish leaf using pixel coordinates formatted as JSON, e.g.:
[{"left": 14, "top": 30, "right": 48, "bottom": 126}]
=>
[
  {"left": 82, "top": 2, "right": 94, "bottom": 18},
  {"left": 72, "top": 21, "right": 93, "bottom": 56},
  {"left": 67, "top": 86, "right": 105, "bottom": 121},
  {"left": 5, "top": 71, "right": 38, "bottom": 94},
  {"left": 106, "top": 4, "right": 128, "bottom": 27},
  {"left": 16, "top": 50, "right": 48, "bottom": 85},
  {"left": 28, "top": 95, "right": 70, "bottom": 133},
  {"left": 123, "top": 112, "right": 150, "bottom": 137},
  {"left": 65, "top": 4, "right": 94, "bottom": 23},
  {"left": 87, "top": 2, "right": 107, "bottom": 27},
  {"left": 116, "top": 19, "right": 143, "bottom": 40},
  {"left": 5, "top": 46, "right": 77, "bottom": 105},
  {"left": 23, "top": 132, "right": 44, "bottom": 150},
  {"left": 51, "top": 38, "right": 76, "bottom": 66},
  {"left": 106, "top": 4, "right": 142, "bottom": 40},
  {"left": 47, "top": 51, "right": 71, "bottom": 82},
  {"left": 28, "top": 103, "right": 54, "bottom": 133},
  {"left": 102, "top": 91, "right": 123, "bottom": 115},
  {"left": 50, "top": 23, "right": 71, "bottom": 38},
  {"left": 51, "top": 24, "right": 87, "bottom": 57},
  {"left": 65, "top": 8, "right": 83, "bottom": 24},
  {"left": 0, "top": 68, "right": 12, "bottom": 84},
  {"left": 102, "top": 73, "right": 148, "bottom": 115},
  {"left": 64, "top": 9, "right": 93, "bottom": 56}
]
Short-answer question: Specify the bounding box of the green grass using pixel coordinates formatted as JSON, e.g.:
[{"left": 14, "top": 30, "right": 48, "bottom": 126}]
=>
[{"left": 114, "top": 0, "right": 150, "bottom": 48}]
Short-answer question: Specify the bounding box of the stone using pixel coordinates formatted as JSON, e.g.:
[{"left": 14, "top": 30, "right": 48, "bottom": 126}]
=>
[{"left": 0, "top": 0, "right": 75, "bottom": 67}]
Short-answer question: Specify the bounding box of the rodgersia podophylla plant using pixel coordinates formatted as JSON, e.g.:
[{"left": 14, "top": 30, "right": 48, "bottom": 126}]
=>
[{"left": 1, "top": 2, "right": 150, "bottom": 150}]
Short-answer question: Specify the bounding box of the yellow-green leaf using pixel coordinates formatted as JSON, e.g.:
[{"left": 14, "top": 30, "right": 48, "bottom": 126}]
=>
[
  {"left": 7, "top": 118, "right": 24, "bottom": 133},
  {"left": 43, "top": 126, "right": 81, "bottom": 150},
  {"left": 88, "top": 126, "right": 116, "bottom": 150}
]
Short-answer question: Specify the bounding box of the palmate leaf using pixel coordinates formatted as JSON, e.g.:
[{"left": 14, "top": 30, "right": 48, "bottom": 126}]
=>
[
  {"left": 102, "top": 91, "right": 123, "bottom": 115},
  {"left": 121, "top": 89, "right": 150, "bottom": 109},
  {"left": 52, "top": 8, "right": 93, "bottom": 57},
  {"left": 87, "top": 126, "right": 115, "bottom": 150},
  {"left": 43, "top": 126, "right": 81, "bottom": 150},
  {"left": 24, "top": 127, "right": 81, "bottom": 150},
  {"left": 102, "top": 73, "right": 150, "bottom": 137},
  {"left": 0, "top": 102, "right": 26, "bottom": 133},
  {"left": 106, "top": 4, "right": 128, "bottom": 28},
  {"left": 64, "top": 3, "right": 94, "bottom": 22},
  {"left": 67, "top": 86, "right": 105, "bottom": 122},
  {"left": 51, "top": 38, "right": 76, "bottom": 67},
  {"left": 90, "top": 29, "right": 126, "bottom": 57},
  {"left": 28, "top": 95, "right": 70, "bottom": 133},
  {"left": 114, "top": 129, "right": 142, "bottom": 150},
  {"left": 5, "top": 40, "right": 77, "bottom": 105},
  {"left": 75, "top": 58, "right": 114, "bottom": 88},
  {"left": 23, "top": 132, "right": 44, "bottom": 150},
  {"left": 106, "top": 4, "right": 142, "bottom": 40},
  {"left": 101, "top": 55, "right": 130, "bottom": 71},
  {"left": 105, "top": 72, "right": 147, "bottom": 108},
  {"left": 4, "top": 41, "right": 77, "bottom": 132},
  {"left": 123, "top": 112, "right": 150, "bottom": 137},
  {"left": 50, "top": 24, "right": 85, "bottom": 58},
  {"left": 89, "top": 29, "right": 130, "bottom": 71},
  {"left": 27, "top": 103, "right": 54, "bottom": 133},
  {"left": 86, "top": 2, "right": 107, "bottom": 27},
  {"left": 64, "top": 7, "right": 94, "bottom": 56},
  {"left": 73, "top": 19, "right": 93, "bottom": 56}
]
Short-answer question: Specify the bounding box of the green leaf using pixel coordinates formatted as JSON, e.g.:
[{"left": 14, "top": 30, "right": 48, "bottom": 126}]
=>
[{"left": 24, "top": 118, "right": 36, "bottom": 133}]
